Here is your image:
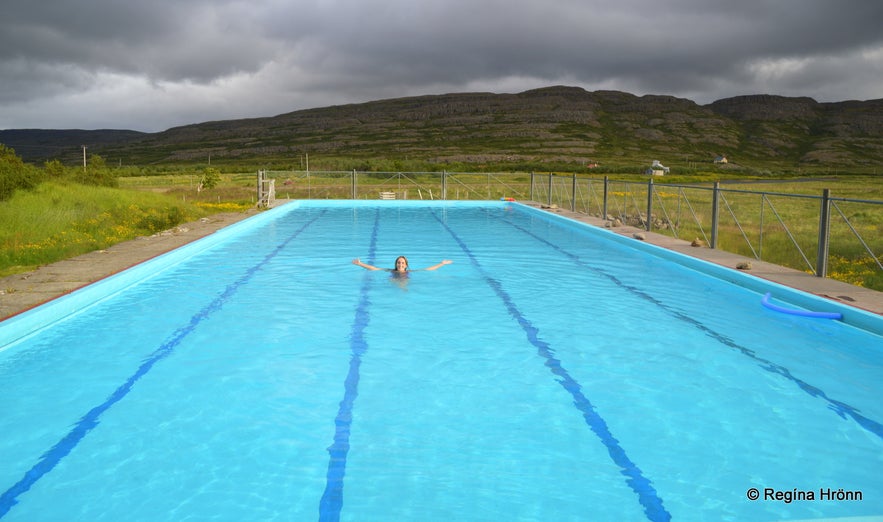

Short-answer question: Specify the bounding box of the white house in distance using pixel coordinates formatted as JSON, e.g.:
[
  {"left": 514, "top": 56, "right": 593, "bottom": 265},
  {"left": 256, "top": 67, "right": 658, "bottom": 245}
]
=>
[
  {"left": 645, "top": 159, "right": 670, "bottom": 176},
  {"left": 714, "top": 155, "right": 728, "bottom": 164}
]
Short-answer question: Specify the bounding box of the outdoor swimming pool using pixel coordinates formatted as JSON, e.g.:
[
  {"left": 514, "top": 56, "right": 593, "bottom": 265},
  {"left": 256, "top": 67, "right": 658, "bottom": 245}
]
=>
[{"left": 1, "top": 201, "right": 881, "bottom": 521}]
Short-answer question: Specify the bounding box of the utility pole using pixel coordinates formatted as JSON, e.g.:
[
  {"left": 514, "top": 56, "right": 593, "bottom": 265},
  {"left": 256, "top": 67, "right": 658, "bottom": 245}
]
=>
[{"left": 82, "top": 145, "right": 87, "bottom": 171}]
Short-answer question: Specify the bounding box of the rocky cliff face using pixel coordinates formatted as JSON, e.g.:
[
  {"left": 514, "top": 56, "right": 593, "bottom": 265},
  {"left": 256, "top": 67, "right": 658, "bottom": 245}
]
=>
[
  {"left": 706, "top": 94, "right": 883, "bottom": 165},
  {"left": 3, "top": 86, "right": 882, "bottom": 169},
  {"left": 708, "top": 94, "right": 822, "bottom": 121}
]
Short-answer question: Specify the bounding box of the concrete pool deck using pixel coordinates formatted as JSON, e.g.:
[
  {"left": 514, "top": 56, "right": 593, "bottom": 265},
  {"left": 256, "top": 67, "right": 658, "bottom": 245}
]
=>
[{"left": 1, "top": 201, "right": 881, "bottom": 322}]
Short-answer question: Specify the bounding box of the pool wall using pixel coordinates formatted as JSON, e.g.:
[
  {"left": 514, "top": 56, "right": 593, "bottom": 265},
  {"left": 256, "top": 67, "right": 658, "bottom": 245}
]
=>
[
  {"left": 514, "top": 202, "right": 883, "bottom": 336},
  {"left": 2, "top": 200, "right": 880, "bottom": 350},
  {"left": 1, "top": 202, "right": 305, "bottom": 349}
]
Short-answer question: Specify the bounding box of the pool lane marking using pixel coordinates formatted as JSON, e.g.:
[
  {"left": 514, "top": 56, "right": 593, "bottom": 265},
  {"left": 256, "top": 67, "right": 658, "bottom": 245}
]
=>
[
  {"left": 498, "top": 213, "right": 883, "bottom": 442},
  {"left": 318, "top": 209, "right": 380, "bottom": 522},
  {"left": 431, "top": 210, "right": 672, "bottom": 522},
  {"left": 0, "top": 211, "right": 326, "bottom": 519}
]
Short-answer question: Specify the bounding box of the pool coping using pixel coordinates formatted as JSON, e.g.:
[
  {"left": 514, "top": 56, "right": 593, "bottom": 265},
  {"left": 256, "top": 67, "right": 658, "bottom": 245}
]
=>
[
  {"left": 1, "top": 210, "right": 264, "bottom": 323},
  {"left": 1, "top": 199, "right": 880, "bottom": 335},
  {"left": 522, "top": 201, "right": 883, "bottom": 320}
]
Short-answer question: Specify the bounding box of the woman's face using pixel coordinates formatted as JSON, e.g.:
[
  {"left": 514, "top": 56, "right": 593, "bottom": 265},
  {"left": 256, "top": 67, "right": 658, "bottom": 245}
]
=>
[{"left": 394, "top": 257, "right": 409, "bottom": 272}]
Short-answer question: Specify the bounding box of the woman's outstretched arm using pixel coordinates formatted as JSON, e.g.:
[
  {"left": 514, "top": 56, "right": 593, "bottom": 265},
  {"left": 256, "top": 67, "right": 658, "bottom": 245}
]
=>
[
  {"left": 352, "top": 258, "right": 383, "bottom": 271},
  {"left": 423, "top": 260, "right": 453, "bottom": 271}
]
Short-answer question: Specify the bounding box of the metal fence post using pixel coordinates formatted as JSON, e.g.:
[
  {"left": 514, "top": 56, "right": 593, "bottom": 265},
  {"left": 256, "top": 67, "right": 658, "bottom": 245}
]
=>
[
  {"left": 711, "top": 181, "right": 720, "bottom": 248},
  {"left": 442, "top": 170, "right": 447, "bottom": 200},
  {"left": 603, "top": 176, "right": 609, "bottom": 219},
  {"left": 547, "top": 173, "right": 553, "bottom": 206},
  {"left": 646, "top": 178, "right": 654, "bottom": 231},
  {"left": 571, "top": 174, "right": 576, "bottom": 211},
  {"left": 352, "top": 169, "right": 356, "bottom": 199},
  {"left": 816, "top": 188, "right": 831, "bottom": 277},
  {"left": 529, "top": 172, "right": 534, "bottom": 201}
]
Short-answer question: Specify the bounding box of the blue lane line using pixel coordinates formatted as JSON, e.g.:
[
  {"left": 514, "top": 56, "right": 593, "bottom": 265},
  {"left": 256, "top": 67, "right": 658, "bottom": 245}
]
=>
[
  {"left": 431, "top": 210, "right": 672, "bottom": 522},
  {"left": 0, "top": 212, "right": 325, "bottom": 519},
  {"left": 318, "top": 210, "right": 380, "bottom": 522},
  {"left": 499, "top": 213, "right": 883, "bottom": 442}
]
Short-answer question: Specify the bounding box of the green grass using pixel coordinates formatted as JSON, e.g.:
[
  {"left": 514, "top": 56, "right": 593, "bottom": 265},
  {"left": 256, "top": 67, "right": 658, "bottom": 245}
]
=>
[{"left": 0, "top": 182, "right": 215, "bottom": 276}]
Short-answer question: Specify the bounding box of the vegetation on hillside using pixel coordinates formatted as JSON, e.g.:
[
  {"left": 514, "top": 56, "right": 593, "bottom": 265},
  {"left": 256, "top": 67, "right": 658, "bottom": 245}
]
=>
[
  {"left": 2, "top": 87, "right": 882, "bottom": 177},
  {"left": 0, "top": 144, "right": 41, "bottom": 200},
  {"left": 1, "top": 144, "right": 119, "bottom": 202}
]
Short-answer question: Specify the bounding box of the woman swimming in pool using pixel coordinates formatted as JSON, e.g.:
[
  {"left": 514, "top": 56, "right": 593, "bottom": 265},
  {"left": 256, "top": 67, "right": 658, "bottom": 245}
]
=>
[{"left": 352, "top": 256, "right": 452, "bottom": 273}]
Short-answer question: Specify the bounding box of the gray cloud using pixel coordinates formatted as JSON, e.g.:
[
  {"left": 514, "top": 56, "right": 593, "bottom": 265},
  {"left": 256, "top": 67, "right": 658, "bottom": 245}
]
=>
[{"left": 2, "top": 0, "right": 882, "bottom": 132}]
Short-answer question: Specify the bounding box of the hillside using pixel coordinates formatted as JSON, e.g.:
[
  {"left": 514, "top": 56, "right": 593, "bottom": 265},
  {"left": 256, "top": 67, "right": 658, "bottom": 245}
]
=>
[
  {"left": 0, "top": 129, "right": 146, "bottom": 163},
  {"left": 3, "top": 87, "right": 883, "bottom": 171}
]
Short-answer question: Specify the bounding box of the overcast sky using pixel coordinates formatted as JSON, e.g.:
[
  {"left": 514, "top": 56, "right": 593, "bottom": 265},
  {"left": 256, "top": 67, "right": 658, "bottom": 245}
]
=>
[{"left": 2, "top": 0, "right": 882, "bottom": 132}]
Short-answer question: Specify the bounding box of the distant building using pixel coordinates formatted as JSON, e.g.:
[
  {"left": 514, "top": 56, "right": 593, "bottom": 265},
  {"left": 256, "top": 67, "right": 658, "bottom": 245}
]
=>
[
  {"left": 646, "top": 159, "right": 669, "bottom": 176},
  {"left": 714, "top": 155, "right": 728, "bottom": 164}
]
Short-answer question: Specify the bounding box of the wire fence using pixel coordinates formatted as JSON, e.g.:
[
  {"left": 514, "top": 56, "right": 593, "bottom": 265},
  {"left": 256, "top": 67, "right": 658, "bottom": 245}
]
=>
[
  {"left": 531, "top": 173, "right": 883, "bottom": 289},
  {"left": 260, "top": 170, "right": 883, "bottom": 290},
  {"left": 262, "top": 170, "right": 533, "bottom": 201}
]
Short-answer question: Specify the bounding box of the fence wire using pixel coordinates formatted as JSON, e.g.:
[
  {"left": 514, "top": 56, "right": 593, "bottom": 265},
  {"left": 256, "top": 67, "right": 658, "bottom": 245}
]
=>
[{"left": 529, "top": 173, "right": 882, "bottom": 290}]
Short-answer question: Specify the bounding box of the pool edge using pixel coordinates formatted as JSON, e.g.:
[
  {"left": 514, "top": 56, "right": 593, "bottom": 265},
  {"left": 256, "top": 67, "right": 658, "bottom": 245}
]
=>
[
  {"left": 0, "top": 202, "right": 303, "bottom": 349},
  {"left": 515, "top": 202, "right": 883, "bottom": 336}
]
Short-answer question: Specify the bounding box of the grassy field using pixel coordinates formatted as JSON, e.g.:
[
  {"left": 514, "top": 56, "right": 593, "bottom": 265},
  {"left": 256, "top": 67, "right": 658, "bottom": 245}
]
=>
[
  {"left": 0, "top": 180, "right": 251, "bottom": 277},
  {"left": 719, "top": 179, "right": 883, "bottom": 289},
  {"left": 118, "top": 171, "right": 259, "bottom": 203}
]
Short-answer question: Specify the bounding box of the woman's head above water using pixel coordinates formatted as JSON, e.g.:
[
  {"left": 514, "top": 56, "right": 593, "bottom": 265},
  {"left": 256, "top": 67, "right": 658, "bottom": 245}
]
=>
[{"left": 393, "top": 256, "right": 409, "bottom": 272}]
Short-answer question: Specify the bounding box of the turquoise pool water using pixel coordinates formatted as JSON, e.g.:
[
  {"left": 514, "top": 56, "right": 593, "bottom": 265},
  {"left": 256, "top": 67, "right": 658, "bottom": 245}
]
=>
[{"left": 1, "top": 201, "right": 881, "bottom": 521}]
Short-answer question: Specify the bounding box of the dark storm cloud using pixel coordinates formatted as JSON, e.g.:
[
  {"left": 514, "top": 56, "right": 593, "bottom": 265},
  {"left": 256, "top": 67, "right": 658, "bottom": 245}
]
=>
[
  {"left": 0, "top": 1, "right": 275, "bottom": 83},
  {"left": 1, "top": 0, "right": 882, "bottom": 131}
]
